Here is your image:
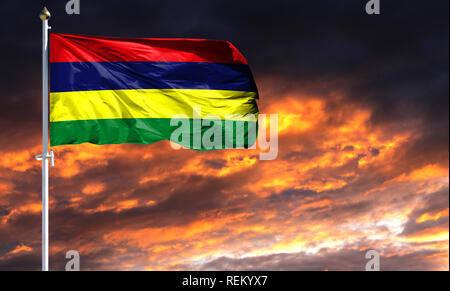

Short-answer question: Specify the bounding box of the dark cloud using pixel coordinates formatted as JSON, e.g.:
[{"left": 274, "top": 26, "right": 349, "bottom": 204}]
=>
[
  {"left": 401, "top": 187, "right": 449, "bottom": 236},
  {"left": 191, "top": 246, "right": 445, "bottom": 271},
  {"left": 1, "top": 1, "right": 448, "bottom": 145}
]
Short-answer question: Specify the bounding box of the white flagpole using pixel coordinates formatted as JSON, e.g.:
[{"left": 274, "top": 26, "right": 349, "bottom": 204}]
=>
[{"left": 37, "top": 7, "right": 53, "bottom": 272}]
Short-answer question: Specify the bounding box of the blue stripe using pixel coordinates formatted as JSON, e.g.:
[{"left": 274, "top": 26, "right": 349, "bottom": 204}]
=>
[{"left": 50, "top": 61, "right": 258, "bottom": 93}]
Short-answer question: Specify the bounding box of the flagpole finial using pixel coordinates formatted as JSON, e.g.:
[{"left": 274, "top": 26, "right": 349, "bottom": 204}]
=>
[{"left": 39, "top": 7, "right": 51, "bottom": 21}]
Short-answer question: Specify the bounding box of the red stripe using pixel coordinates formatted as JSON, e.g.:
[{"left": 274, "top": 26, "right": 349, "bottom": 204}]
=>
[{"left": 50, "top": 33, "right": 248, "bottom": 64}]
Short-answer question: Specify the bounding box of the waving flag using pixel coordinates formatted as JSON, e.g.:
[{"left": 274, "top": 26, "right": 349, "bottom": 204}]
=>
[{"left": 49, "top": 33, "right": 259, "bottom": 150}]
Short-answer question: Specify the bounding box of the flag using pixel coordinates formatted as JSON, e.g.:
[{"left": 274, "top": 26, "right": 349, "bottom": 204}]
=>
[{"left": 49, "top": 33, "right": 259, "bottom": 150}]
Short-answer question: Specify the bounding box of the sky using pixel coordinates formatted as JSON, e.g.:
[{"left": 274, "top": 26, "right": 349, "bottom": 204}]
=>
[{"left": 0, "top": 0, "right": 448, "bottom": 270}]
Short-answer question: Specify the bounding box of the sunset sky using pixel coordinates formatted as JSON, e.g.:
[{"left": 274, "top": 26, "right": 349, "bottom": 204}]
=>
[{"left": 0, "top": 0, "right": 448, "bottom": 270}]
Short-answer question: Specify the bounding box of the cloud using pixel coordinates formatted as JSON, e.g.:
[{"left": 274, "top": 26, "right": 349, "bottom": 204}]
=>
[
  {"left": 191, "top": 246, "right": 448, "bottom": 271},
  {"left": 1, "top": 87, "right": 448, "bottom": 270},
  {"left": 401, "top": 187, "right": 449, "bottom": 239}
]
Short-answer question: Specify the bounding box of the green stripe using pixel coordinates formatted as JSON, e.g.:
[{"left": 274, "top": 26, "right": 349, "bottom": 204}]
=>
[{"left": 50, "top": 118, "right": 258, "bottom": 151}]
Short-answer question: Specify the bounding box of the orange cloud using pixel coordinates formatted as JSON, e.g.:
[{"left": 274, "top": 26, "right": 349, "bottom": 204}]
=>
[
  {"left": 8, "top": 244, "right": 32, "bottom": 255},
  {"left": 82, "top": 183, "right": 105, "bottom": 195},
  {"left": 404, "top": 227, "right": 449, "bottom": 243},
  {"left": 0, "top": 89, "right": 448, "bottom": 271},
  {"left": 416, "top": 208, "right": 449, "bottom": 224}
]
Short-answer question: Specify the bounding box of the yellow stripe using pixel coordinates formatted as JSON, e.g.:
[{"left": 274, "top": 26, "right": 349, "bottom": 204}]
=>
[{"left": 50, "top": 89, "right": 258, "bottom": 122}]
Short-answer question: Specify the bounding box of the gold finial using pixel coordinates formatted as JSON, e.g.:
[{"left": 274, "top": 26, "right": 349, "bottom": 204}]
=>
[{"left": 39, "top": 7, "right": 51, "bottom": 21}]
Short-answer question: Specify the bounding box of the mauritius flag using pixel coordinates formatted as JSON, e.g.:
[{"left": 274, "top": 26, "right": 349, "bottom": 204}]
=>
[{"left": 49, "top": 33, "right": 259, "bottom": 150}]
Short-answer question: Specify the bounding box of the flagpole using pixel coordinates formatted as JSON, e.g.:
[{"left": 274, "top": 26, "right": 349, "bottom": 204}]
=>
[{"left": 37, "top": 7, "right": 53, "bottom": 272}]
